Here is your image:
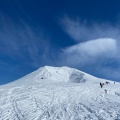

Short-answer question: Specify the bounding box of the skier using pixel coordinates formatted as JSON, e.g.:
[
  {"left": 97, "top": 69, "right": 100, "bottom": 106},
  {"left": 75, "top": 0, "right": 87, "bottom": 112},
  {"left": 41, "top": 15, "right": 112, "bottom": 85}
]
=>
[
  {"left": 100, "top": 82, "right": 102, "bottom": 88},
  {"left": 104, "top": 89, "right": 107, "bottom": 94}
]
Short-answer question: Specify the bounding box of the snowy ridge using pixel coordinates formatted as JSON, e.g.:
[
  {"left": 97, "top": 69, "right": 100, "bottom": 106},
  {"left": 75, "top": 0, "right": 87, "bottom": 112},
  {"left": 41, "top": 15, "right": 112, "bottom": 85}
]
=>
[
  {"left": 0, "top": 66, "right": 120, "bottom": 120},
  {"left": 12, "top": 66, "right": 107, "bottom": 84}
]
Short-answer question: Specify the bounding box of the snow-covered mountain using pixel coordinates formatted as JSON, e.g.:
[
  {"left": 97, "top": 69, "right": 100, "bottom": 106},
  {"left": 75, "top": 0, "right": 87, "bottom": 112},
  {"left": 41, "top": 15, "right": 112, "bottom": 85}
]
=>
[
  {"left": 0, "top": 66, "right": 120, "bottom": 120},
  {"left": 12, "top": 66, "right": 108, "bottom": 84}
]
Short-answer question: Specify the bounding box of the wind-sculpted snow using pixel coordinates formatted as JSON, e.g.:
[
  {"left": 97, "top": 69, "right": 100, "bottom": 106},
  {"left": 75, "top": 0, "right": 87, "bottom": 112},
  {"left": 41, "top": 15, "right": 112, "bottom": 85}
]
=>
[
  {"left": 12, "top": 66, "right": 106, "bottom": 84},
  {"left": 0, "top": 66, "right": 120, "bottom": 120}
]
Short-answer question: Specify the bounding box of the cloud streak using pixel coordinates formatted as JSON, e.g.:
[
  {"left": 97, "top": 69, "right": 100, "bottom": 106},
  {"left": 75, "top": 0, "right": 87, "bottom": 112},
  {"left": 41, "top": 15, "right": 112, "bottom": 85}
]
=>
[
  {"left": 0, "top": 13, "right": 52, "bottom": 68},
  {"left": 61, "top": 17, "right": 120, "bottom": 42},
  {"left": 60, "top": 38, "right": 118, "bottom": 67},
  {"left": 59, "top": 16, "right": 120, "bottom": 81},
  {"left": 64, "top": 38, "right": 117, "bottom": 57}
]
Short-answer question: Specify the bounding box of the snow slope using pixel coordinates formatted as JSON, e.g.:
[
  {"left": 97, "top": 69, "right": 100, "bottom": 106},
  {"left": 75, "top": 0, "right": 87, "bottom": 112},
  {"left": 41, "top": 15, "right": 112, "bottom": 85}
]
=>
[
  {"left": 12, "top": 66, "right": 108, "bottom": 84},
  {"left": 0, "top": 66, "right": 120, "bottom": 120}
]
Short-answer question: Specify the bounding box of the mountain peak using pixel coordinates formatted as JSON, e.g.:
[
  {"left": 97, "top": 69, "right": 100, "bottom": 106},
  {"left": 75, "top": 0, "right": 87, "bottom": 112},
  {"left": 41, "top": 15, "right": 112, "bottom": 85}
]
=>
[{"left": 12, "top": 66, "right": 107, "bottom": 85}]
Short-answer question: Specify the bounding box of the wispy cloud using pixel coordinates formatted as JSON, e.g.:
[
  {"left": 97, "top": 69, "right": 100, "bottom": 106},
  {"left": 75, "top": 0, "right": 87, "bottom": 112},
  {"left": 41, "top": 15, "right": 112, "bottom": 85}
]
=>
[
  {"left": 0, "top": 13, "right": 52, "bottom": 68},
  {"left": 59, "top": 16, "right": 120, "bottom": 81},
  {"left": 61, "top": 16, "right": 120, "bottom": 42},
  {"left": 60, "top": 38, "right": 118, "bottom": 67},
  {"left": 64, "top": 38, "right": 117, "bottom": 57}
]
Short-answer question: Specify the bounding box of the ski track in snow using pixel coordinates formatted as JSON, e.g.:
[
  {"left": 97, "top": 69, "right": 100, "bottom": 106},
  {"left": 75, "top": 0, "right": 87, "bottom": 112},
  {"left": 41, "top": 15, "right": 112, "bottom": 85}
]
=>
[
  {"left": 0, "top": 83, "right": 120, "bottom": 120},
  {"left": 0, "top": 66, "right": 120, "bottom": 120}
]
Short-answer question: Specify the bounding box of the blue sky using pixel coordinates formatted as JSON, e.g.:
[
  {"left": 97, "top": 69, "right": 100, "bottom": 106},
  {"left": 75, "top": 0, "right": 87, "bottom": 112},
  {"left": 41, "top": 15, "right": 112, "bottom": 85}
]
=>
[{"left": 0, "top": 0, "right": 120, "bottom": 84}]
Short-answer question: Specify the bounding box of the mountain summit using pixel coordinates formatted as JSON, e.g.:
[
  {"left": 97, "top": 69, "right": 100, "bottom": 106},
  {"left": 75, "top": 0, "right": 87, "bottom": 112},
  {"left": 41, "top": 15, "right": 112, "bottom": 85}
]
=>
[
  {"left": 14, "top": 66, "right": 106, "bottom": 84},
  {"left": 0, "top": 66, "right": 120, "bottom": 120}
]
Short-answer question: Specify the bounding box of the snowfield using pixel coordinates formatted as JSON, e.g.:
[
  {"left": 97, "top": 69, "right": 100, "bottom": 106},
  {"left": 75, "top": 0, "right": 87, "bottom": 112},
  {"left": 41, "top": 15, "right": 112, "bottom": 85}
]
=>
[{"left": 0, "top": 66, "right": 120, "bottom": 120}]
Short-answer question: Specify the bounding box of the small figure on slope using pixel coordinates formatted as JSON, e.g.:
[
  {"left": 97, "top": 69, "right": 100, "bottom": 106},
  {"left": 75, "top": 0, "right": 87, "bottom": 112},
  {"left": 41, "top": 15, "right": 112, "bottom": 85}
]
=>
[
  {"left": 104, "top": 89, "right": 107, "bottom": 94},
  {"left": 100, "top": 82, "right": 103, "bottom": 88}
]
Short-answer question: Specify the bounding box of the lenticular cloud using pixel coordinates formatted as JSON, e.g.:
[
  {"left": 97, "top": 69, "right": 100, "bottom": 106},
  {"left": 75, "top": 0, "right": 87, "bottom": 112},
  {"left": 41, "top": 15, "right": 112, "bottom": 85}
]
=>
[{"left": 64, "top": 38, "right": 117, "bottom": 57}]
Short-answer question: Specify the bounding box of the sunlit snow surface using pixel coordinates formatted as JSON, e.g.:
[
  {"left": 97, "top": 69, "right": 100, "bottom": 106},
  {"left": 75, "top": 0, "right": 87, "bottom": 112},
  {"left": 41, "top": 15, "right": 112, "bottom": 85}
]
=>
[{"left": 0, "top": 66, "right": 120, "bottom": 120}]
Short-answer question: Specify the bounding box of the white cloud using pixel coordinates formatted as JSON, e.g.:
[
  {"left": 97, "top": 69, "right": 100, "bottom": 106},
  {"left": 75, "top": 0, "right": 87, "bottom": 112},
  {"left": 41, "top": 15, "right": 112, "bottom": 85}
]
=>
[
  {"left": 61, "top": 17, "right": 120, "bottom": 42},
  {"left": 60, "top": 38, "right": 118, "bottom": 68},
  {"left": 59, "top": 16, "right": 120, "bottom": 68},
  {"left": 61, "top": 17, "right": 86, "bottom": 41},
  {"left": 65, "top": 38, "right": 117, "bottom": 57}
]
